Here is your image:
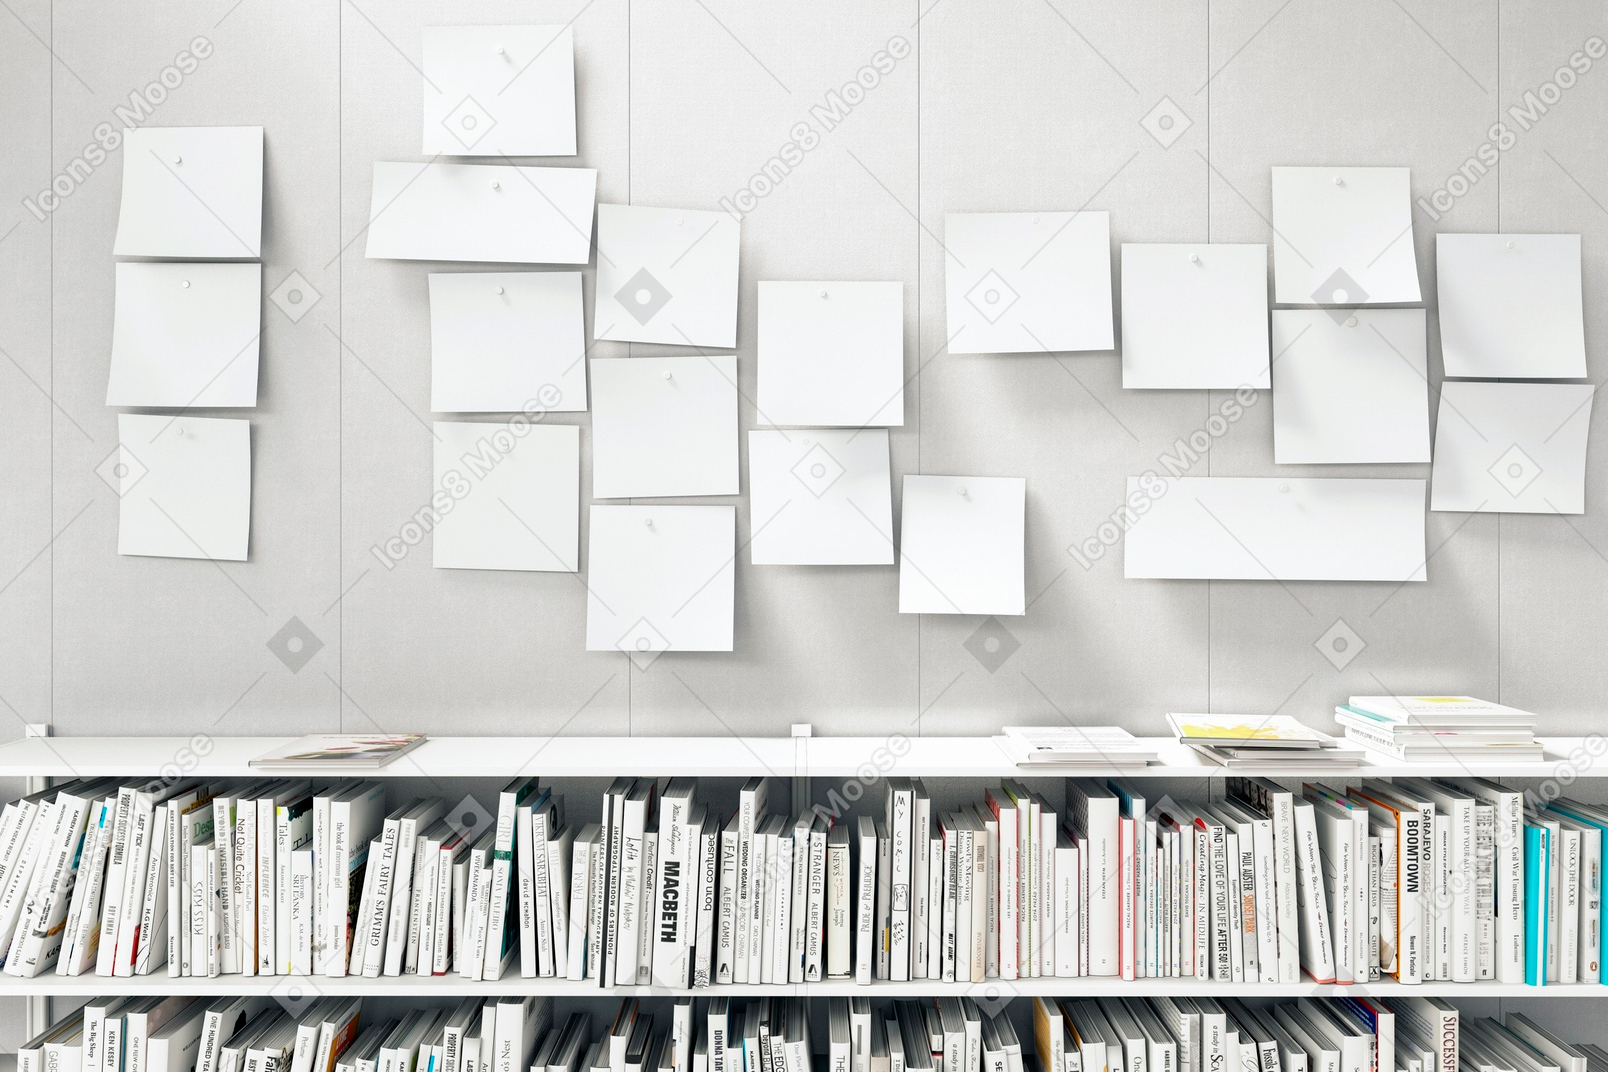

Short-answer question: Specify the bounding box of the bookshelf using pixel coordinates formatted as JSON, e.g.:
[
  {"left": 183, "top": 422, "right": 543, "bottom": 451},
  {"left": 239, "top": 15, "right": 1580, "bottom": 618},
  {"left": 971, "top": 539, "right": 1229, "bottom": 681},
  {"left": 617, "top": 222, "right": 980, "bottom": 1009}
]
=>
[{"left": 0, "top": 734, "right": 1596, "bottom": 781}]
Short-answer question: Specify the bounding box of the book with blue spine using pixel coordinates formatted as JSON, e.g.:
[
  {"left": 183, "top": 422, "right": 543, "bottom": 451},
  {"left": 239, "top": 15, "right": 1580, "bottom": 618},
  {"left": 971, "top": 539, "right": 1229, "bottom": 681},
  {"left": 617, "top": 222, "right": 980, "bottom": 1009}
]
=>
[{"left": 1524, "top": 823, "right": 1550, "bottom": 986}]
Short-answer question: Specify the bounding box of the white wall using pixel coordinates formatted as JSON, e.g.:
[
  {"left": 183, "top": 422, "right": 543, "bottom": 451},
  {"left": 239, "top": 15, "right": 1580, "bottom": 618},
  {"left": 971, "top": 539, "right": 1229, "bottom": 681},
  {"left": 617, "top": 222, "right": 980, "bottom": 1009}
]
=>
[{"left": 2, "top": 0, "right": 1606, "bottom": 748}]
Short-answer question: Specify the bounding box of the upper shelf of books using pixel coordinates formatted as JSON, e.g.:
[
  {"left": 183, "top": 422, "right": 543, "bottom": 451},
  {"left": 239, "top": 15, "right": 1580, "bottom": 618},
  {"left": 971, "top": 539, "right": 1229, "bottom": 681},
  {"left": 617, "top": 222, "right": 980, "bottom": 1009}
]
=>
[{"left": 0, "top": 734, "right": 1597, "bottom": 781}]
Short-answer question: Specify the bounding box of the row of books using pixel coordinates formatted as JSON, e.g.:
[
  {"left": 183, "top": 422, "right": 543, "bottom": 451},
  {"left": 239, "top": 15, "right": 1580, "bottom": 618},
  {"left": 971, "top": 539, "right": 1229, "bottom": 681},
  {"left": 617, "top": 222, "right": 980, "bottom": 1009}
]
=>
[
  {"left": 28, "top": 990, "right": 1605, "bottom": 1072},
  {"left": 0, "top": 768, "right": 1597, "bottom": 988}
]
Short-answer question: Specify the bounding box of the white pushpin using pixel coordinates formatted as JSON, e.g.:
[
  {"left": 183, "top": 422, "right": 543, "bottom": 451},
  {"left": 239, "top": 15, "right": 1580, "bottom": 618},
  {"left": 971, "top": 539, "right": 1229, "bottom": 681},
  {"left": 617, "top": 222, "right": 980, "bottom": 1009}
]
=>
[
  {"left": 494, "top": 285, "right": 504, "bottom": 295},
  {"left": 958, "top": 486, "right": 968, "bottom": 497},
  {"left": 644, "top": 517, "right": 653, "bottom": 528},
  {"left": 1189, "top": 253, "right": 1199, "bottom": 263},
  {"left": 490, "top": 180, "right": 500, "bottom": 191},
  {"left": 676, "top": 217, "right": 684, "bottom": 226},
  {"left": 494, "top": 45, "right": 504, "bottom": 55},
  {"left": 801, "top": 438, "right": 811, "bottom": 446},
  {"left": 819, "top": 289, "right": 828, "bottom": 298},
  {"left": 1032, "top": 216, "right": 1039, "bottom": 224},
  {"left": 1333, "top": 176, "right": 1343, "bottom": 186},
  {"left": 174, "top": 156, "right": 182, "bottom": 165},
  {"left": 663, "top": 370, "right": 672, "bottom": 380},
  {"left": 175, "top": 426, "right": 185, "bottom": 436},
  {"left": 1280, "top": 484, "right": 1290, "bottom": 493},
  {"left": 1344, "top": 315, "right": 1357, "bottom": 328},
  {"left": 181, "top": 280, "right": 190, "bottom": 289},
  {"left": 1507, "top": 240, "right": 1516, "bottom": 249}
]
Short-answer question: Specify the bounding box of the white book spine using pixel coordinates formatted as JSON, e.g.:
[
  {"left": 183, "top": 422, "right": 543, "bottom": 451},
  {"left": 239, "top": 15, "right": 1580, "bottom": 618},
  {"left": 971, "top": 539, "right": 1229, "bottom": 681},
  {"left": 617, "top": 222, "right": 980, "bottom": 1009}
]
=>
[
  {"left": 1055, "top": 841, "right": 1078, "bottom": 977},
  {"left": 213, "top": 798, "right": 237, "bottom": 975},
  {"left": 237, "top": 799, "right": 257, "bottom": 977},
  {"left": 566, "top": 836, "right": 592, "bottom": 981},
  {"left": 256, "top": 799, "right": 276, "bottom": 975},
  {"left": 95, "top": 789, "right": 135, "bottom": 976},
  {"left": 889, "top": 789, "right": 911, "bottom": 982},
  {"left": 694, "top": 825, "right": 719, "bottom": 986},
  {"left": 994, "top": 800, "right": 1019, "bottom": 981},
  {"left": 382, "top": 817, "right": 420, "bottom": 977},
  {"left": 855, "top": 824, "right": 876, "bottom": 985},
  {"left": 805, "top": 824, "right": 827, "bottom": 982},
  {"left": 361, "top": 818, "right": 401, "bottom": 978}
]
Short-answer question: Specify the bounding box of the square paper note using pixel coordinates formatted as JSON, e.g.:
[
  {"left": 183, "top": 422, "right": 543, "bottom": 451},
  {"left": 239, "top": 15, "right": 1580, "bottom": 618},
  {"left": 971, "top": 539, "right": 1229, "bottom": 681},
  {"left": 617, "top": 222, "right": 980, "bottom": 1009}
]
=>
[
  {"left": 594, "top": 205, "right": 740, "bottom": 348},
  {"left": 591, "top": 356, "right": 739, "bottom": 499},
  {"left": 944, "top": 211, "right": 1113, "bottom": 355},
  {"left": 433, "top": 421, "right": 579, "bottom": 570},
  {"left": 113, "top": 126, "right": 263, "bottom": 258},
  {"left": 422, "top": 25, "right": 576, "bottom": 156},
  {"left": 1431, "top": 382, "right": 1594, "bottom": 514},
  {"left": 1437, "top": 233, "right": 1587, "bottom": 379},
  {"left": 107, "top": 262, "right": 261, "bottom": 408},
  {"left": 757, "top": 282, "right": 904, "bottom": 426},
  {"left": 748, "top": 430, "right": 893, "bottom": 565},
  {"left": 365, "top": 162, "right": 596, "bottom": 263},
  {"left": 586, "top": 505, "right": 736, "bottom": 655},
  {"left": 899, "top": 475, "right": 1025, "bottom": 615},
  {"left": 1272, "top": 309, "right": 1430, "bottom": 464},
  {"left": 1121, "top": 244, "right": 1269, "bottom": 389},
  {"left": 1271, "top": 166, "right": 1421, "bottom": 304},
  {"left": 429, "top": 272, "right": 587, "bottom": 412},
  {"left": 116, "top": 414, "right": 251, "bottom": 561}
]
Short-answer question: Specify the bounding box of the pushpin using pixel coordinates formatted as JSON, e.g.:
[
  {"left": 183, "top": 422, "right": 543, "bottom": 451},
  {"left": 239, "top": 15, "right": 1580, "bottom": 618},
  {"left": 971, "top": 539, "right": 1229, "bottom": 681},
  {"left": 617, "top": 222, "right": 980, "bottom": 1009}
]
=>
[
  {"left": 1344, "top": 316, "right": 1357, "bottom": 328},
  {"left": 495, "top": 45, "right": 504, "bottom": 55},
  {"left": 174, "top": 155, "right": 182, "bottom": 165},
  {"left": 181, "top": 279, "right": 191, "bottom": 289},
  {"left": 1189, "top": 253, "right": 1199, "bottom": 263},
  {"left": 175, "top": 426, "right": 185, "bottom": 436},
  {"left": 1507, "top": 240, "right": 1516, "bottom": 249},
  {"left": 958, "top": 486, "right": 968, "bottom": 497},
  {"left": 490, "top": 180, "right": 500, "bottom": 190},
  {"left": 801, "top": 437, "right": 811, "bottom": 446},
  {"left": 1279, "top": 484, "right": 1290, "bottom": 493},
  {"left": 644, "top": 517, "right": 653, "bottom": 528},
  {"left": 494, "top": 285, "right": 504, "bottom": 295},
  {"left": 1032, "top": 216, "right": 1039, "bottom": 224},
  {"left": 819, "top": 289, "right": 828, "bottom": 298},
  {"left": 676, "top": 217, "right": 684, "bottom": 226},
  {"left": 663, "top": 370, "right": 673, "bottom": 380},
  {"left": 1333, "top": 176, "right": 1343, "bottom": 186}
]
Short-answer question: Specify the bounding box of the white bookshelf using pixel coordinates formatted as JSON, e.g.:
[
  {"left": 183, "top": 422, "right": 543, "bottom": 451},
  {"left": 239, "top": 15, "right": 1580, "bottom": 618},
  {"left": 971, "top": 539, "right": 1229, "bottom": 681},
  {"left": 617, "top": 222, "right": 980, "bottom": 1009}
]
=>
[
  {"left": 2, "top": 733, "right": 1594, "bottom": 1002},
  {"left": 0, "top": 734, "right": 1593, "bottom": 781},
  {"left": 0, "top": 973, "right": 1593, "bottom": 999}
]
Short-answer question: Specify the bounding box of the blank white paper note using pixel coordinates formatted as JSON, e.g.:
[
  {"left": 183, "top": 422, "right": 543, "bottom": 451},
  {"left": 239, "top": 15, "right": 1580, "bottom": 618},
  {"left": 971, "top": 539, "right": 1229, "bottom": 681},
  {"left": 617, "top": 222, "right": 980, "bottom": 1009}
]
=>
[
  {"left": 748, "top": 430, "right": 894, "bottom": 565},
  {"left": 1270, "top": 166, "right": 1420, "bottom": 305},
  {"left": 1124, "top": 477, "right": 1427, "bottom": 581},
  {"left": 757, "top": 282, "right": 905, "bottom": 427},
  {"left": 590, "top": 356, "right": 739, "bottom": 499},
  {"left": 586, "top": 505, "right": 736, "bottom": 655},
  {"left": 1430, "top": 382, "right": 1594, "bottom": 514},
  {"left": 116, "top": 414, "right": 252, "bottom": 562},
  {"left": 107, "top": 262, "right": 262, "bottom": 408},
  {"left": 1436, "top": 233, "right": 1587, "bottom": 379},
  {"left": 433, "top": 421, "right": 579, "bottom": 571},
  {"left": 364, "top": 162, "right": 596, "bottom": 263},
  {"left": 944, "top": 212, "right": 1113, "bottom": 355},
  {"left": 899, "top": 475, "right": 1026, "bottom": 615},
  {"left": 428, "top": 271, "right": 587, "bottom": 413},
  {"left": 594, "top": 205, "right": 740, "bottom": 348},
  {"left": 422, "top": 25, "right": 576, "bottom": 157},
  {"left": 113, "top": 126, "right": 263, "bottom": 258},
  {"left": 1120, "top": 243, "right": 1269, "bottom": 389}
]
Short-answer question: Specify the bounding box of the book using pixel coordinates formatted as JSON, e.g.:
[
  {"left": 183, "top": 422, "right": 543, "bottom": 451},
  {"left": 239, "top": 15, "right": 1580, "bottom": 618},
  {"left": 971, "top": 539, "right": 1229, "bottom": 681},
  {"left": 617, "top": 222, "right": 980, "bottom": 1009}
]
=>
[
  {"left": 1168, "top": 714, "right": 1326, "bottom": 748},
  {"left": 251, "top": 736, "right": 426, "bottom": 771},
  {"left": 996, "top": 728, "right": 1160, "bottom": 767}
]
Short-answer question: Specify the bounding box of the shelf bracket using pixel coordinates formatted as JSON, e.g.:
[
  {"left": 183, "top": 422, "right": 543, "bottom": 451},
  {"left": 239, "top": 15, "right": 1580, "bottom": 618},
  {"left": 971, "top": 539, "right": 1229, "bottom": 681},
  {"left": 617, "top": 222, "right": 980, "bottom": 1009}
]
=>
[{"left": 791, "top": 724, "right": 811, "bottom": 816}]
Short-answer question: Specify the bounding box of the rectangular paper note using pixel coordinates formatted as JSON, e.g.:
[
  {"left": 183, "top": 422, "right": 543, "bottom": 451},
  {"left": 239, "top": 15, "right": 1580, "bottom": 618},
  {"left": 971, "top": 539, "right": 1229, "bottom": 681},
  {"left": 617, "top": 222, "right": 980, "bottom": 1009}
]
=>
[
  {"left": 422, "top": 26, "right": 575, "bottom": 156},
  {"left": 107, "top": 262, "right": 261, "bottom": 408},
  {"left": 757, "top": 282, "right": 904, "bottom": 426},
  {"left": 747, "top": 430, "right": 893, "bottom": 565},
  {"left": 591, "top": 356, "right": 739, "bottom": 499},
  {"left": 1271, "top": 309, "right": 1430, "bottom": 464},
  {"left": 1436, "top": 233, "right": 1586, "bottom": 379},
  {"left": 1271, "top": 166, "right": 1420, "bottom": 304},
  {"left": 1430, "top": 382, "right": 1594, "bottom": 514},
  {"left": 1123, "top": 477, "right": 1426, "bottom": 581},
  {"left": 593, "top": 205, "right": 740, "bottom": 348},
  {"left": 113, "top": 126, "right": 263, "bottom": 258},
  {"left": 364, "top": 162, "right": 595, "bottom": 263},
  {"left": 1120, "top": 244, "right": 1269, "bottom": 389},
  {"left": 585, "top": 505, "right": 735, "bottom": 655},
  {"left": 944, "top": 211, "right": 1113, "bottom": 354},
  {"left": 428, "top": 271, "right": 587, "bottom": 412},
  {"left": 116, "top": 414, "right": 251, "bottom": 561},
  {"left": 898, "top": 475, "right": 1025, "bottom": 615},
  {"left": 433, "top": 422, "right": 578, "bottom": 570}
]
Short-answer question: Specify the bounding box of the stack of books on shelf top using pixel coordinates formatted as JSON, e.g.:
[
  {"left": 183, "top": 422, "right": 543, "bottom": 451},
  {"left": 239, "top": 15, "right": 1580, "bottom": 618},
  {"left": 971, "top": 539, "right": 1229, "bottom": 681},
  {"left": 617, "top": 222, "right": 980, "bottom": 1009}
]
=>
[
  {"left": 1167, "top": 714, "right": 1364, "bottom": 769},
  {"left": 1336, "top": 696, "right": 1544, "bottom": 762},
  {"left": 992, "top": 727, "right": 1160, "bottom": 769}
]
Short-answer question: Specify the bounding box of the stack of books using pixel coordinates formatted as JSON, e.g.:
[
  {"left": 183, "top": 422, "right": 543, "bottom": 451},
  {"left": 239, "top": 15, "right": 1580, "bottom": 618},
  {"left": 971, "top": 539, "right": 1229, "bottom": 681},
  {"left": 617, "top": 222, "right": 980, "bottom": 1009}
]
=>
[
  {"left": 1168, "top": 713, "right": 1365, "bottom": 769},
  {"left": 1336, "top": 696, "right": 1544, "bottom": 761},
  {"left": 992, "top": 726, "right": 1160, "bottom": 769}
]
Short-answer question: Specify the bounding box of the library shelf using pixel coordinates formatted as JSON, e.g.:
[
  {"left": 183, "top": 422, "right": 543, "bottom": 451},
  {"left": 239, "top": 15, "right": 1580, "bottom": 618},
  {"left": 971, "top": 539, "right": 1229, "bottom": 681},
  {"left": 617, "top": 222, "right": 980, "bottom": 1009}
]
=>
[
  {"left": 0, "top": 734, "right": 1594, "bottom": 781},
  {"left": 0, "top": 974, "right": 1593, "bottom": 999}
]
